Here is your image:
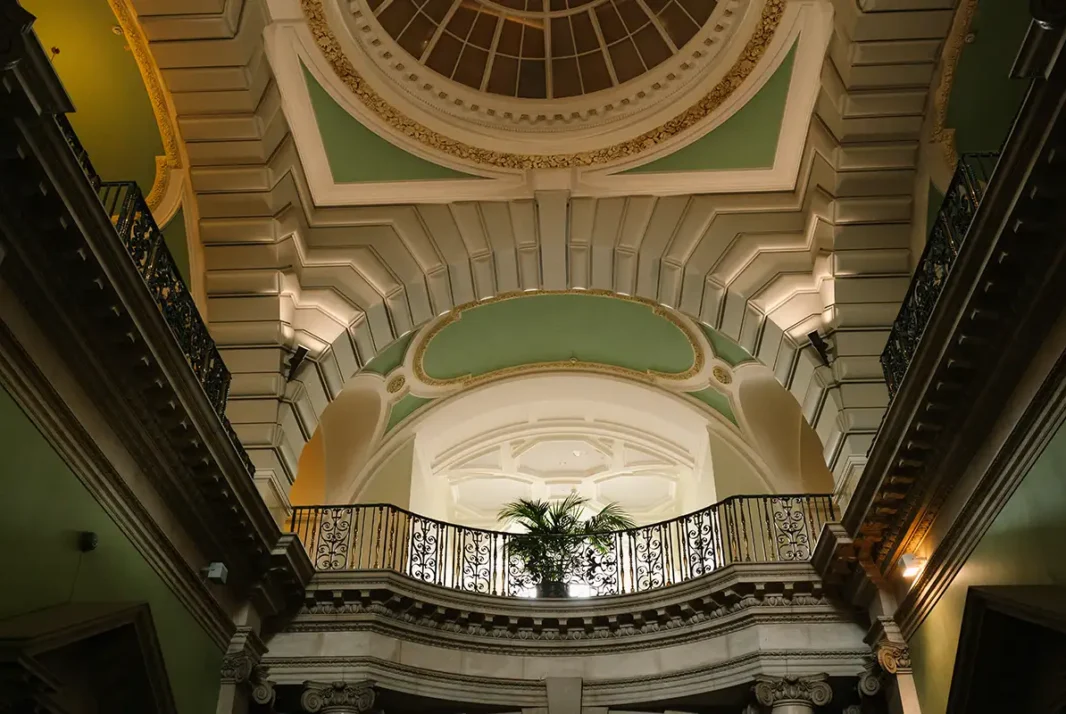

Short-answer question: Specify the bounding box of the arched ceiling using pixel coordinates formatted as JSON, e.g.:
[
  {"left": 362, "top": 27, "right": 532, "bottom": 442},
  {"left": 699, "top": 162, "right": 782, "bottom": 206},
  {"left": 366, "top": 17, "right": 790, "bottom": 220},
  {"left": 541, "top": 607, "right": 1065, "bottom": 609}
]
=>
[
  {"left": 128, "top": 0, "right": 965, "bottom": 519},
  {"left": 346, "top": 291, "right": 748, "bottom": 433}
]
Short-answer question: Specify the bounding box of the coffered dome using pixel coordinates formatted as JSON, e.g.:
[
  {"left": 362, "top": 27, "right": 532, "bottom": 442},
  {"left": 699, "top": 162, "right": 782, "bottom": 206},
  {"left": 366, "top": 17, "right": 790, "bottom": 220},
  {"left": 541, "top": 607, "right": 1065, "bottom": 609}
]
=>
[{"left": 370, "top": 0, "right": 716, "bottom": 99}]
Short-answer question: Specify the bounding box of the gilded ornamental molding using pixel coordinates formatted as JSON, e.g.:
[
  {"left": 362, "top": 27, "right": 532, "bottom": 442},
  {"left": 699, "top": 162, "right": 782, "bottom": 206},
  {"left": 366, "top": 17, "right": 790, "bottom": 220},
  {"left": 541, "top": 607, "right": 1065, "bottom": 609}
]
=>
[
  {"left": 300, "top": 0, "right": 786, "bottom": 168},
  {"left": 929, "top": 0, "right": 977, "bottom": 168},
  {"left": 107, "top": 0, "right": 183, "bottom": 214},
  {"left": 875, "top": 643, "right": 912, "bottom": 675}
]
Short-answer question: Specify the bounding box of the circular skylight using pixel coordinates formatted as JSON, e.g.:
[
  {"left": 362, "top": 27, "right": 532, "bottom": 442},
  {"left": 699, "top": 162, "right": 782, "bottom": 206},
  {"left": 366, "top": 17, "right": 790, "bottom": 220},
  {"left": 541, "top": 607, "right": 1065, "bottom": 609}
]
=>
[{"left": 367, "top": 0, "right": 717, "bottom": 99}]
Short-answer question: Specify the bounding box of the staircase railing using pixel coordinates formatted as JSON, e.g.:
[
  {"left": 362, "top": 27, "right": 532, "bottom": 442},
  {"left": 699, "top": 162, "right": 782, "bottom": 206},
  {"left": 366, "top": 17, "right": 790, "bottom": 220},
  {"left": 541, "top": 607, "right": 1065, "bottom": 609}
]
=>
[
  {"left": 53, "top": 113, "right": 254, "bottom": 477},
  {"left": 880, "top": 153, "right": 999, "bottom": 400}
]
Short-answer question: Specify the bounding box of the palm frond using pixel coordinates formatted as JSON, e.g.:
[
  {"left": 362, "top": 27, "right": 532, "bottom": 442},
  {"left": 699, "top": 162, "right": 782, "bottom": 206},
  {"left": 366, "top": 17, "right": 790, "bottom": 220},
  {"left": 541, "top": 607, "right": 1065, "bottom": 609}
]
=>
[{"left": 583, "top": 501, "right": 637, "bottom": 534}]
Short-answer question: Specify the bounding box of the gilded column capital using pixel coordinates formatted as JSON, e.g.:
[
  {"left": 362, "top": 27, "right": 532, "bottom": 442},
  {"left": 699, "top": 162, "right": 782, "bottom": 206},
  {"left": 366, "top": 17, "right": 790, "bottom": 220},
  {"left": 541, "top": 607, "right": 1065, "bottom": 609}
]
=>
[
  {"left": 876, "top": 642, "right": 912, "bottom": 674},
  {"left": 753, "top": 674, "right": 833, "bottom": 708},
  {"left": 301, "top": 681, "right": 376, "bottom": 713}
]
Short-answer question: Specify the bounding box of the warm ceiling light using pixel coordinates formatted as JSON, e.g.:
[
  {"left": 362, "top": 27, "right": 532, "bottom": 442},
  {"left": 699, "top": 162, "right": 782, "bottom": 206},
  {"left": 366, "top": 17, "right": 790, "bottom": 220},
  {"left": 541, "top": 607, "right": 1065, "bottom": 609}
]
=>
[
  {"left": 572, "top": 450, "right": 582, "bottom": 457},
  {"left": 899, "top": 554, "right": 926, "bottom": 579}
]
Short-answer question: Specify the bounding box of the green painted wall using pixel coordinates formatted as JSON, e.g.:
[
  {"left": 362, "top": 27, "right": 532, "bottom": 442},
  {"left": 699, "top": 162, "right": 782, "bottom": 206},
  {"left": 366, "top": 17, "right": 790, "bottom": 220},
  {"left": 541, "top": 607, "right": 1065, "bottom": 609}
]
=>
[
  {"left": 24, "top": 0, "right": 162, "bottom": 191},
  {"left": 422, "top": 294, "right": 696, "bottom": 379},
  {"left": 625, "top": 43, "right": 796, "bottom": 174},
  {"left": 947, "top": 0, "right": 1031, "bottom": 154},
  {"left": 303, "top": 63, "right": 478, "bottom": 183},
  {"left": 0, "top": 388, "right": 223, "bottom": 714},
  {"left": 689, "top": 387, "right": 737, "bottom": 426},
  {"left": 909, "top": 418, "right": 1066, "bottom": 714},
  {"left": 362, "top": 331, "right": 416, "bottom": 376},
  {"left": 385, "top": 394, "right": 433, "bottom": 433},
  {"left": 162, "top": 208, "right": 190, "bottom": 285},
  {"left": 700, "top": 323, "right": 755, "bottom": 366}
]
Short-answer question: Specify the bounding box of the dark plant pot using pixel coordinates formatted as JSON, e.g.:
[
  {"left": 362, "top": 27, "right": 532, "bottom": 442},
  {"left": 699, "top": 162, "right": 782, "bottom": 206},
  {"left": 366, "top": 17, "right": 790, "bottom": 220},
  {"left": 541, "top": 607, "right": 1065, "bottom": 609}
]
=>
[{"left": 536, "top": 580, "right": 569, "bottom": 598}]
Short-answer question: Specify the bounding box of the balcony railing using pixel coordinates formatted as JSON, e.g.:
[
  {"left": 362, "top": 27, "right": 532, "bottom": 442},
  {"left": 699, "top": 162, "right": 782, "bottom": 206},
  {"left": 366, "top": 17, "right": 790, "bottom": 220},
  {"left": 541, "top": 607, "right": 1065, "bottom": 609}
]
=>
[
  {"left": 880, "top": 153, "right": 999, "bottom": 400},
  {"left": 53, "top": 113, "right": 254, "bottom": 477},
  {"left": 289, "top": 494, "right": 836, "bottom": 598}
]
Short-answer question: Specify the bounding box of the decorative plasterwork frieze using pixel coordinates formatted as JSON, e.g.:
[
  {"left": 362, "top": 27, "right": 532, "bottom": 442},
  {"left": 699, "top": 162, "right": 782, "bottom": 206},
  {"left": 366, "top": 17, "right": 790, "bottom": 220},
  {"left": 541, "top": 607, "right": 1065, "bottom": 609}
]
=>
[
  {"left": 300, "top": 0, "right": 786, "bottom": 168},
  {"left": 338, "top": 0, "right": 747, "bottom": 130},
  {"left": 753, "top": 673, "right": 833, "bottom": 708},
  {"left": 287, "top": 565, "right": 841, "bottom": 655},
  {"left": 264, "top": 651, "right": 869, "bottom": 707}
]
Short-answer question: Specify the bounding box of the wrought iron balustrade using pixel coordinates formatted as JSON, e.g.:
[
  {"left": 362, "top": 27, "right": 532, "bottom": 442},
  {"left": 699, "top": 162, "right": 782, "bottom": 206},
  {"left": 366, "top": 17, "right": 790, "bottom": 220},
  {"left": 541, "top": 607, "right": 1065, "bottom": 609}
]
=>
[
  {"left": 881, "top": 153, "right": 999, "bottom": 400},
  {"left": 289, "top": 494, "right": 836, "bottom": 598},
  {"left": 52, "top": 114, "right": 254, "bottom": 477}
]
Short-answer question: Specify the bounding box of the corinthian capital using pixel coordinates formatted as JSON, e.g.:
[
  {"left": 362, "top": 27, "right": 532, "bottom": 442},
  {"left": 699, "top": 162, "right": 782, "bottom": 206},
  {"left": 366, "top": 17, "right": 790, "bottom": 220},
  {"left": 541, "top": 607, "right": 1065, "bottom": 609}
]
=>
[
  {"left": 754, "top": 674, "right": 833, "bottom": 708},
  {"left": 301, "top": 681, "right": 376, "bottom": 713}
]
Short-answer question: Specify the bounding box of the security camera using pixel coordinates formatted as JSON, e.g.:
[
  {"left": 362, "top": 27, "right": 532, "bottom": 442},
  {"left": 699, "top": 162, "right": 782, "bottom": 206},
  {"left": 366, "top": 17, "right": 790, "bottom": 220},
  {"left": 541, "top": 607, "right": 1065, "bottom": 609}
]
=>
[{"left": 200, "top": 562, "right": 228, "bottom": 585}]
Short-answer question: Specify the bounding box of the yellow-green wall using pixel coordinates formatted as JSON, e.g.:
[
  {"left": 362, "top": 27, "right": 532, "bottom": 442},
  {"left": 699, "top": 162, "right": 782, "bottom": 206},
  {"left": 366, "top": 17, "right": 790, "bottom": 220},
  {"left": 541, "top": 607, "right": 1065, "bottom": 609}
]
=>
[
  {"left": 23, "top": 0, "right": 163, "bottom": 192},
  {"left": 0, "top": 388, "right": 223, "bottom": 714},
  {"left": 909, "top": 418, "right": 1066, "bottom": 714}
]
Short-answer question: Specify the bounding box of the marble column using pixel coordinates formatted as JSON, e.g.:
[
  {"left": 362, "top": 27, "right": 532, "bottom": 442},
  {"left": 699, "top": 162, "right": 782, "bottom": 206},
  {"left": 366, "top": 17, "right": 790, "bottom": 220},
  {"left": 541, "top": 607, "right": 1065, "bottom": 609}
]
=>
[
  {"left": 301, "top": 682, "right": 377, "bottom": 714},
  {"left": 753, "top": 674, "right": 833, "bottom": 714}
]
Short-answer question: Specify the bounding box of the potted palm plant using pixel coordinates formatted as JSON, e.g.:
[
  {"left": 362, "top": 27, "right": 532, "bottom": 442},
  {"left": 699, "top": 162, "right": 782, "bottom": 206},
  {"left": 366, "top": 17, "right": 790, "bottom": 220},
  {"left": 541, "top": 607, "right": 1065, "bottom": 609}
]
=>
[{"left": 498, "top": 493, "right": 636, "bottom": 598}]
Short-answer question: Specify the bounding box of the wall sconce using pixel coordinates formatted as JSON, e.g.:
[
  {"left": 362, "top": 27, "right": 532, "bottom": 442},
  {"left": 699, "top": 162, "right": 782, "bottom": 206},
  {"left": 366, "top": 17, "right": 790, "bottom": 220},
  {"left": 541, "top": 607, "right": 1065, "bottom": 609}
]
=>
[{"left": 899, "top": 553, "right": 926, "bottom": 579}]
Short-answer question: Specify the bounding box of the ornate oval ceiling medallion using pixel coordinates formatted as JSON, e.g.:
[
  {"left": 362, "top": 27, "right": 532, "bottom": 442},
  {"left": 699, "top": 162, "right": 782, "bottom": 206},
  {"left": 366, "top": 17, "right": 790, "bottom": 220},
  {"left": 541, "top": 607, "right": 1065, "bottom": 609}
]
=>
[
  {"left": 412, "top": 290, "right": 704, "bottom": 387},
  {"left": 301, "top": 0, "right": 784, "bottom": 168}
]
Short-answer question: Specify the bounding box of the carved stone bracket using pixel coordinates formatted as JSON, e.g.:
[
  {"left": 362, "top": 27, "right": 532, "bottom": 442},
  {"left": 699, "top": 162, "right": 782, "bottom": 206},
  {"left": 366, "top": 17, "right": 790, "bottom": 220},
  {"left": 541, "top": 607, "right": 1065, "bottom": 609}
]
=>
[
  {"left": 300, "top": 681, "right": 376, "bottom": 714},
  {"left": 753, "top": 674, "right": 833, "bottom": 710},
  {"left": 876, "top": 643, "right": 912, "bottom": 675}
]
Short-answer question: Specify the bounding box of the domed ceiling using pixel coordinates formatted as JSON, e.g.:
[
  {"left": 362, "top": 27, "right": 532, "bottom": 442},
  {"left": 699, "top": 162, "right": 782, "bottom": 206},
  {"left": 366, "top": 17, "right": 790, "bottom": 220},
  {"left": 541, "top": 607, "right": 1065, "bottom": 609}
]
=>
[{"left": 371, "top": 0, "right": 716, "bottom": 99}]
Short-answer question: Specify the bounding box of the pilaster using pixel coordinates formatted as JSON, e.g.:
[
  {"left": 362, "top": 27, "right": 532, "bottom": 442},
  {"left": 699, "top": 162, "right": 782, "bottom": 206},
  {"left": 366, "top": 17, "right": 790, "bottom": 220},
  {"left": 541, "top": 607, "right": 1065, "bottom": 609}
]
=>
[
  {"left": 300, "top": 681, "right": 377, "bottom": 714},
  {"left": 217, "top": 628, "right": 275, "bottom": 714},
  {"left": 752, "top": 674, "right": 833, "bottom": 714}
]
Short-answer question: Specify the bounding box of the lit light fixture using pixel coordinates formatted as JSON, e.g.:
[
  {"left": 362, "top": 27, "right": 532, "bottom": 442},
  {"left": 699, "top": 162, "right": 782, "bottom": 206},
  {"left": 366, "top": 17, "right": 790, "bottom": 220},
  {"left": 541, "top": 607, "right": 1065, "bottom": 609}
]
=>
[
  {"left": 899, "top": 553, "right": 926, "bottom": 579},
  {"left": 571, "top": 450, "right": 582, "bottom": 457}
]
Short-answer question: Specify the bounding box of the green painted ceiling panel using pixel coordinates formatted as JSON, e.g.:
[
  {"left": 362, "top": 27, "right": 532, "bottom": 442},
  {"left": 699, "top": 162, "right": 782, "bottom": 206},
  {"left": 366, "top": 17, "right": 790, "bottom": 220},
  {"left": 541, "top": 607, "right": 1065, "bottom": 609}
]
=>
[
  {"left": 25, "top": 0, "right": 162, "bottom": 191},
  {"left": 386, "top": 394, "right": 434, "bottom": 432},
  {"left": 421, "top": 294, "right": 696, "bottom": 379},
  {"left": 947, "top": 0, "right": 1031, "bottom": 154},
  {"left": 699, "top": 324, "right": 754, "bottom": 366},
  {"left": 624, "top": 43, "right": 797, "bottom": 174},
  {"left": 363, "top": 331, "right": 417, "bottom": 376},
  {"left": 689, "top": 387, "right": 738, "bottom": 426},
  {"left": 0, "top": 388, "right": 223, "bottom": 714},
  {"left": 302, "top": 63, "right": 479, "bottom": 183}
]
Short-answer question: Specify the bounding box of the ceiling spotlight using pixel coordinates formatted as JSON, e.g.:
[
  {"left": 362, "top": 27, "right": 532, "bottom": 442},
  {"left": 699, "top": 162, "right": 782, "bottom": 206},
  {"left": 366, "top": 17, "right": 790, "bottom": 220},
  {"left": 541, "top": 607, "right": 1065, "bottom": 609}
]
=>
[
  {"left": 899, "top": 553, "right": 926, "bottom": 579},
  {"left": 572, "top": 450, "right": 582, "bottom": 457}
]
